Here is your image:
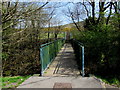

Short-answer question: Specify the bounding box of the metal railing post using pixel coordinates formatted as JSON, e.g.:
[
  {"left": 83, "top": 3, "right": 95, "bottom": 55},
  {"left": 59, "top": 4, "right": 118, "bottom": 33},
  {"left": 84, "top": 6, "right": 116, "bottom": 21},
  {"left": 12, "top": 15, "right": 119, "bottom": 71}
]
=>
[
  {"left": 82, "top": 46, "right": 85, "bottom": 77},
  {"left": 40, "top": 48, "right": 43, "bottom": 76},
  {"left": 73, "top": 39, "right": 85, "bottom": 77}
]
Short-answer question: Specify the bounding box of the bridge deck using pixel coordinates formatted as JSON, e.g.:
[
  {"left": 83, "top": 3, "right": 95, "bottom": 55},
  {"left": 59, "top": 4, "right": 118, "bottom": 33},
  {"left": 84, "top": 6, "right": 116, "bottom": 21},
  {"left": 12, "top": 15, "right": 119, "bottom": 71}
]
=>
[
  {"left": 43, "top": 43, "right": 80, "bottom": 76},
  {"left": 17, "top": 43, "right": 115, "bottom": 88}
]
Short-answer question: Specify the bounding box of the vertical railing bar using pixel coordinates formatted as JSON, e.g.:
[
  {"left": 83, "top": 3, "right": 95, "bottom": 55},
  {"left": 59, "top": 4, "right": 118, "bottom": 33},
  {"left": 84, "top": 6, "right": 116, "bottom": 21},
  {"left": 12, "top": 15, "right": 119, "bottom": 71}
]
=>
[
  {"left": 82, "top": 46, "right": 85, "bottom": 77},
  {"left": 40, "top": 48, "right": 43, "bottom": 76},
  {"left": 74, "top": 39, "right": 85, "bottom": 77}
]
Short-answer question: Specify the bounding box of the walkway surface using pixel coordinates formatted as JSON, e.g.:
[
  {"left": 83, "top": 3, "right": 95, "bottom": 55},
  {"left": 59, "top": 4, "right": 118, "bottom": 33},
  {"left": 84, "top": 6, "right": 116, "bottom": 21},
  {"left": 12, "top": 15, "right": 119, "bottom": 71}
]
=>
[
  {"left": 17, "top": 76, "right": 103, "bottom": 88},
  {"left": 43, "top": 43, "right": 80, "bottom": 76},
  {"left": 17, "top": 43, "right": 106, "bottom": 88}
]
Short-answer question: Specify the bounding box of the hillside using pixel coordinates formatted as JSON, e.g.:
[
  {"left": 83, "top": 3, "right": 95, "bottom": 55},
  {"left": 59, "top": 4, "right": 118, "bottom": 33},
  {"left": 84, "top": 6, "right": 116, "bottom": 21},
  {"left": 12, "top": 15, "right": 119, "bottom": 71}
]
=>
[{"left": 61, "top": 21, "right": 85, "bottom": 29}]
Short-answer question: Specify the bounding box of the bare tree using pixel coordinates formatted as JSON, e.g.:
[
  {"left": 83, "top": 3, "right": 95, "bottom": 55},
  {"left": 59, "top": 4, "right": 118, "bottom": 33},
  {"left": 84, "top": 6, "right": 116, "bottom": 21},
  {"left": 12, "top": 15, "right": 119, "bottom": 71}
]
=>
[
  {"left": 63, "top": 2, "right": 87, "bottom": 32},
  {"left": 2, "top": 1, "right": 51, "bottom": 76}
]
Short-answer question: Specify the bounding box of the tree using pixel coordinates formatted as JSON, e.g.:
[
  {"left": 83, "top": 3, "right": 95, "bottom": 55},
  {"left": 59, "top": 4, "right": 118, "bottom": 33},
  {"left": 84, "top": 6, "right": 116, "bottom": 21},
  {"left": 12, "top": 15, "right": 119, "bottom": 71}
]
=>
[
  {"left": 2, "top": 1, "right": 51, "bottom": 76},
  {"left": 52, "top": 19, "right": 62, "bottom": 39}
]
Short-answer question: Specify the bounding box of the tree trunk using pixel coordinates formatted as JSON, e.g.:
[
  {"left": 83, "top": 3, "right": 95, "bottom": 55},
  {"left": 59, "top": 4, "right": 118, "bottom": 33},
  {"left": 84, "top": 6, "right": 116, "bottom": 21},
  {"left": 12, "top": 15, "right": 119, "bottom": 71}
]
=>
[
  {"left": 91, "top": 2, "right": 95, "bottom": 24},
  {"left": 106, "top": 2, "right": 112, "bottom": 25}
]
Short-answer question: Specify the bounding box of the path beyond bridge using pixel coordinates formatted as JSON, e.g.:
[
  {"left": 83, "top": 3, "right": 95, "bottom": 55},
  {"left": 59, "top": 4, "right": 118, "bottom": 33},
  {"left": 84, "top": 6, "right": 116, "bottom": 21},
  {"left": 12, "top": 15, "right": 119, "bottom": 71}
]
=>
[{"left": 18, "top": 43, "right": 106, "bottom": 88}]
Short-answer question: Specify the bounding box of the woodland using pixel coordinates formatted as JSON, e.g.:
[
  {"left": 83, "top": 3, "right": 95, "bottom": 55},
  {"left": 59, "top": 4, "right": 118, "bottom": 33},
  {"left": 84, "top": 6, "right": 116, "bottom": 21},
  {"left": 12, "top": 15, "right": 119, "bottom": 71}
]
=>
[{"left": 1, "top": 1, "right": 120, "bottom": 86}]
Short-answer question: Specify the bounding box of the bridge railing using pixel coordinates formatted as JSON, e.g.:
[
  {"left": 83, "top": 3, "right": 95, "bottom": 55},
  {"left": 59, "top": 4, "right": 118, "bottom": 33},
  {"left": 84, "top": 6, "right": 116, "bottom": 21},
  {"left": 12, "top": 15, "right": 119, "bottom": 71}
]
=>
[
  {"left": 40, "top": 39, "right": 65, "bottom": 75},
  {"left": 71, "top": 39, "right": 85, "bottom": 77}
]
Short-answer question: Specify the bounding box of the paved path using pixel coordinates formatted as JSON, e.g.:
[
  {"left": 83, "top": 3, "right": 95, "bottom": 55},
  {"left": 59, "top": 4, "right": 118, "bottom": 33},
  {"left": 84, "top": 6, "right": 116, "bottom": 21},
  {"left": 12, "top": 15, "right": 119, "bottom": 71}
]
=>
[
  {"left": 17, "top": 43, "right": 106, "bottom": 88},
  {"left": 43, "top": 43, "right": 80, "bottom": 76},
  {"left": 18, "top": 76, "right": 103, "bottom": 88}
]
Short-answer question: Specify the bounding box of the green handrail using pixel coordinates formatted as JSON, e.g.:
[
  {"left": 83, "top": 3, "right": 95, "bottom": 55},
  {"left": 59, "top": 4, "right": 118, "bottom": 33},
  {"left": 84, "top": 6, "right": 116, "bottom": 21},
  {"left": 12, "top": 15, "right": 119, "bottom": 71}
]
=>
[
  {"left": 71, "top": 39, "right": 85, "bottom": 77},
  {"left": 40, "top": 39, "right": 65, "bottom": 75}
]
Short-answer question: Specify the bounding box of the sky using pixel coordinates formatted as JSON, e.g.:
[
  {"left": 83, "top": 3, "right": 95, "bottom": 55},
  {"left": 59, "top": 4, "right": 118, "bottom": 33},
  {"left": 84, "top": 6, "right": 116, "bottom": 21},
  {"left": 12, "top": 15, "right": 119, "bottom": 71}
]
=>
[
  {"left": 8, "top": 0, "right": 117, "bottom": 28},
  {"left": 4, "top": 0, "right": 119, "bottom": 2},
  {"left": 54, "top": 3, "right": 74, "bottom": 25},
  {"left": 53, "top": 2, "right": 89, "bottom": 25},
  {"left": 13, "top": 1, "right": 98, "bottom": 28},
  {"left": 45, "top": 2, "right": 88, "bottom": 26}
]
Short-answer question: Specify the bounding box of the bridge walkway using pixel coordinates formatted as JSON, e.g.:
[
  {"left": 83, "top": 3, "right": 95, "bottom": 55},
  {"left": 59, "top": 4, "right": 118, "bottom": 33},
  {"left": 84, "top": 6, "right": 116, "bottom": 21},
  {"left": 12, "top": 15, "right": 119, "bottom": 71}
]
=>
[
  {"left": 43, "top": 43, "right": 80, "bottom": 76},
  {"left": 18, "top": 43, "right": 106, "bottom": 88}
]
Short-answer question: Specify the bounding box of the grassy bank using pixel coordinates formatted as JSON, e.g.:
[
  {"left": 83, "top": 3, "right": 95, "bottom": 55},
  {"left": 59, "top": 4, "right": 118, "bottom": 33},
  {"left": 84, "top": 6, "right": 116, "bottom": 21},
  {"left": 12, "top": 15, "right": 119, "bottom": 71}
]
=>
[
  {"left": 1, "top": 75, "right": 31, "bottom": 88},
  {"left": 95, "top": 75, "right": 120, "bottom": 88}
]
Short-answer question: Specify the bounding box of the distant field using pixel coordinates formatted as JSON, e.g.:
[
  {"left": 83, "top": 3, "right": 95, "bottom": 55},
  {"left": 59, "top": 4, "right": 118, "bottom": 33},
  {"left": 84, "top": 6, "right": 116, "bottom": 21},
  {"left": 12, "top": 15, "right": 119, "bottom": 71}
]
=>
[{"left": 39, "top": 32, "right": 65, "bottom": 39}]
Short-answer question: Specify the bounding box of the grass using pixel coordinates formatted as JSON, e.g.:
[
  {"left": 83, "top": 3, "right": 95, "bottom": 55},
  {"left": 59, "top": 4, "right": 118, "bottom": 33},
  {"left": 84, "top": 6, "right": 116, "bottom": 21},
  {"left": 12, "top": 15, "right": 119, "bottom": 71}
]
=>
[
  {"left": 95, "top": 75, "right": 120, "bottom": 87},
  {"left": 1, "top": 75, "right": 31, "bottom": 88}
]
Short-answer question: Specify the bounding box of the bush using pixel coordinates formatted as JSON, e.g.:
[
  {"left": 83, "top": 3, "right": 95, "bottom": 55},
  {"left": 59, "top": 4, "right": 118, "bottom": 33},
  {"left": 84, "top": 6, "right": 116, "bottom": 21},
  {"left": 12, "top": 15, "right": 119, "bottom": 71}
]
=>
[{"left": 71, "top": 25, "right": 120, "bottom": 79}]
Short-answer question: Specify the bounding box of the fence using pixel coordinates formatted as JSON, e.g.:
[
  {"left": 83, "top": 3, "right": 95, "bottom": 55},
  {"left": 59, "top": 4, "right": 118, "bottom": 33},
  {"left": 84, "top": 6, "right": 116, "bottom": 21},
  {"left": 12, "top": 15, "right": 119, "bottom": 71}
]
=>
[
  {"left": 40, "top": 39, "right": 65, "bottom": 75},
  {"left": 71, "top": 39, "right": 85, "bottom": 77}
]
